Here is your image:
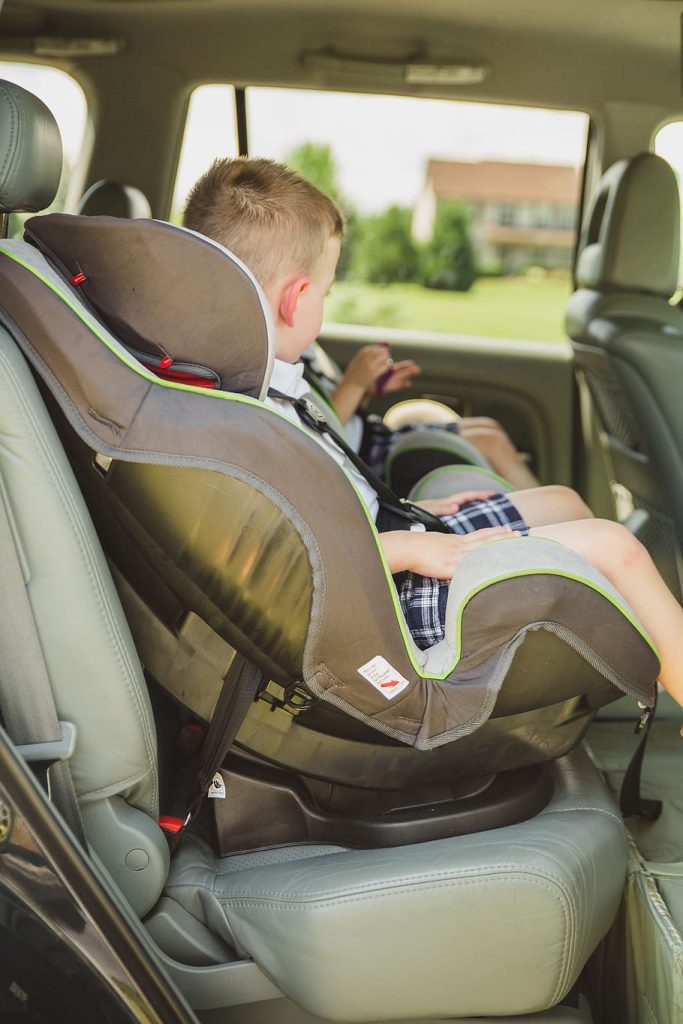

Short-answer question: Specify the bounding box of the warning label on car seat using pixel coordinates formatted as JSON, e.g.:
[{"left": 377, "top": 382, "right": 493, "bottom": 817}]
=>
[{"left": 357, "top": 656, "right": 410, "bottom": 700}]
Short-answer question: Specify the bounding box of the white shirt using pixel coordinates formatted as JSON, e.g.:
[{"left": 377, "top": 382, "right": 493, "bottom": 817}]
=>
[{"left": 266, "top": 358, "right": 380, "bottom": 520}]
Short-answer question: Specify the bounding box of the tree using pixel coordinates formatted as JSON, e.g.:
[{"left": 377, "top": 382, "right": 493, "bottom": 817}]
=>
[
  {"left": 285, "top": 142, "right": 344, "bottom": 206},
  {"left": 285, "top": 142, "right": 358, "bottom": 278},
  {"left": 351, "top": 206, "right": 420, "bottom": 284},
  {"left": 420, "top": 200, "right": 478, "bottom": 292}
]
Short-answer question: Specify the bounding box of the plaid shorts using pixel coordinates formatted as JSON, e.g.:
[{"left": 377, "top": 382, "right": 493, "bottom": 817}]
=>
[
  {"left": 398, "top": 495, "right": 529, "bottom": 651},
  {"left": 363, "top": 420, "right": 461, "bottom": 474}
]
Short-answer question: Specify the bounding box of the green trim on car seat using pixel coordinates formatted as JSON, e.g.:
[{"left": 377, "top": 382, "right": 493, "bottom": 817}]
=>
[
  {"left": 1, "top": 246, "right": 658, "bottom": 684},
  {"left": 412, "top": 464, "right": 515, "bottom": 496}
]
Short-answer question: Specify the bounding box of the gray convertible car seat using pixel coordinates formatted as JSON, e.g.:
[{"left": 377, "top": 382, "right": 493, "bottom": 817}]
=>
[
  {"left": 566, "top": 152, "right": 683, "bottom": 597},
  {"left": 0, "top": 80, "right": 661, "bottom": 1022}
]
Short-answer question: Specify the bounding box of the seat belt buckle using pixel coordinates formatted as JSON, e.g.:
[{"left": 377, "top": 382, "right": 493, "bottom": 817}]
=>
[
  {"left": 159, "top": 812, "right": 191, "bottom": 834},
  {"left": 635, "top": 702, "right": 654, "bottom": 734},
  {"left": 15, "top": 720, "right": 77, "bottom": 765}
]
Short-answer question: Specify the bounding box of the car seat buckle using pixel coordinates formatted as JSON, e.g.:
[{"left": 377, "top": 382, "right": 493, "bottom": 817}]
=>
[
  {"left": 634, "top": 702, "right": 654, "bottom": 734},
  {"left": 258, "top": 681, "right": 316, "bottom": 715},
  {"left": 158, "top": 813, "right": 190, "bottom": 834}
]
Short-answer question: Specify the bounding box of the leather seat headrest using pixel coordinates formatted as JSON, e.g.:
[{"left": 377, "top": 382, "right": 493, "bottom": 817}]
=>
[
  {"left": 575, "top": 152, "right": 680, "bottom": 299},
  {"left": 0, "top": 80, "right": 63, "bottom": 215},
  {"left": 78, "top": 180, "right": 152, "bottom": 219}
]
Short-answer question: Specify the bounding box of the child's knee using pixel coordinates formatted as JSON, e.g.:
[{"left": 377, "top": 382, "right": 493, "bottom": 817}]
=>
[
  {"left": 590, "top": 519, "right": 647, "bottom": 570},
  {"left": 546, "top": 485, "right": 592, "bottom": 520}
]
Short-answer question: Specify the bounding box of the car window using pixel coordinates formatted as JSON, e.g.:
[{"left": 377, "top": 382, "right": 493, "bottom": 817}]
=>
[
  {"left": 247, "top": 87, "right": 588, "bottom": 343},
  {"left": 171, "top": 85, "right": 239, "bottom": 222},
  {"left": 654, "top": 122, "right": 683, "bottom": 292},
  {"left": 0, "top": 63, "right": 88, "bottom": 234}
]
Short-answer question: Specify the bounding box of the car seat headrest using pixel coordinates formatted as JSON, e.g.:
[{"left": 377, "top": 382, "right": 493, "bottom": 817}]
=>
[
  {"left": 25, "top": 213, "right": 274, "bottom": 399},
  {"left": 575, "top": 152, "right": 680, "bottom": 299},
  {"left": 0, "top": 80, "right": 63, "bottom": 215},
  {"left": 77, "top": 180, "right": 152, "bottom": 219}
]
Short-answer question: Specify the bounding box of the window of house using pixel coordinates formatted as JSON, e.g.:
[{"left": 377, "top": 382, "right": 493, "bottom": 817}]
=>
[
  {"left": 171, "top": 85, "right": 239, "bottom": 222},
  {"left": 0, "top": 63, "right": 88, "bottom": 233}
]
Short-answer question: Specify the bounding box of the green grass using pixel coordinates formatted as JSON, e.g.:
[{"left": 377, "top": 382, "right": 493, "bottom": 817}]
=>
[{"left": 324, "top": 274, "right": 573, "bottom": 343}]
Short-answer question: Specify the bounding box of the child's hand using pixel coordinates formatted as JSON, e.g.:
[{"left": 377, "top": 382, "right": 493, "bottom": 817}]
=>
[
  {"left": 416, "top": 491, "right": 496, "bottom": 516},
  {"left": 343, "top": 345, "right": 392, "bottom": 391},
  {"left": 379, "top": 360, "right": 421, "bottom": 393},
  {"left": 380, "top": 526, "right": 519, "bottom": 579}
]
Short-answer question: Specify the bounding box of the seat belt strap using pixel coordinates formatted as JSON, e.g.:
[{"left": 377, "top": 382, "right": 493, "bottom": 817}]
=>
[
  {"left": 0, "top": 493, "right": 87, "bottom": 847},
  {"left": 619, "top": 698, "right": 661, "bottom": 820},
  {"left": 163, "top": 652, "right": 265, "bottom": 851},
  {"left": 268, "top": 388, "right": 453, "bottom": 534}
]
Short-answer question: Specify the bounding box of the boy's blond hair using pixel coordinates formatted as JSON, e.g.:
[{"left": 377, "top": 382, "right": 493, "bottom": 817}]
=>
[{"left": 183, "top": 157, "right": 345, "bottom": 288}]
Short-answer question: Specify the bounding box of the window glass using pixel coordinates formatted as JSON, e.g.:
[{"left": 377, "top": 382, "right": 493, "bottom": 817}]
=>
[
  {"left": 654, "top": 122, "right": 683, "bottom": 290},
  {"left": 171, "top": 85, "right": 238, "bottom": 222},
  {"left": 0, "top": 63, "right": 88, "bottom": 233},
  {"left": 248, "top": 88, "right": 588, "bottom": 342}
]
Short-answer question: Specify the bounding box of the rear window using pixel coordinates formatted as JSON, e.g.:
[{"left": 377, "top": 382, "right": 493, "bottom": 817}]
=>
[
  {"left": 654, "top": 121, "right": 683, "bottom": 291},
  {"left": 247, "top": 88, "right": 588, "bottom": 343},
  {"left": 171, "top": 85, "right": 239, "bottom": 221}
]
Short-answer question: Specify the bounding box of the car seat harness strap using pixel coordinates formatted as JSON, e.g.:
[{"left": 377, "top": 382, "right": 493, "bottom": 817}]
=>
[
  {"left": 268, "top": 388, "right": 453, "bottom": 534},
  {"left": 619, "top": 696, "right": 661, "bottom": 820},
  {"left": 161, "top": 651, "right": 266, "bottom": 850}
]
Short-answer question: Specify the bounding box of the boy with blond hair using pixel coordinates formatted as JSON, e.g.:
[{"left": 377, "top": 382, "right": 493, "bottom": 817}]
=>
[{"left": 184, "top": 157, "right": 683, "bottom": 703}]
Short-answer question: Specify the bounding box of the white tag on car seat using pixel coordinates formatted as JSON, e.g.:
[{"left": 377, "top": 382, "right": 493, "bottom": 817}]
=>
[
  {"left": 207, "top": 771, "right": 226, "bottom": 799},
  {"left": 357, "top": 656, "right": 410, "bottom": 700}
]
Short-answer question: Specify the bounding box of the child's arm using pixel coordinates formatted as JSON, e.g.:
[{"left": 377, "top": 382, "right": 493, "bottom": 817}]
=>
[
  {"left": 379, "top": 525, "right": 518, "bottom": 578},
  {"left": 414, "top": 491, "right": 496, "bottom": 515},
  {"left": 376, "top": 359, "right": 421, "bottom": 393},
  {"left": 331, "top": 345, "right": 392, "bottom": 423}
]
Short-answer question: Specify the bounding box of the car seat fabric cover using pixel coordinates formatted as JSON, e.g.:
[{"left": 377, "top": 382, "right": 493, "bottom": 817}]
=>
[{"left": 0, "top": 215, "right": 657, "bottom": 750}]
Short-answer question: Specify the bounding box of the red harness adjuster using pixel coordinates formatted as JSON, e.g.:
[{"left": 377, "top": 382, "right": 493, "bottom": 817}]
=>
[
  {"left": 71, "top": 271, "right": 87, "bottom": 286},
  {"left": 158, "top": 815, "right": 185, "bottom": 834}
]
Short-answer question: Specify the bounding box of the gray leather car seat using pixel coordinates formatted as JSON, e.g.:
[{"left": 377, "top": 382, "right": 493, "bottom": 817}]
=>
[
  {"left": 0, "top": 79, "right": 658, "bottom": 1022},
  {"left": 566, "top": 152, "right": 683, "bottom": 597},
  {"left": 77, "top": 178, "right": 153, "bottom": 218}
]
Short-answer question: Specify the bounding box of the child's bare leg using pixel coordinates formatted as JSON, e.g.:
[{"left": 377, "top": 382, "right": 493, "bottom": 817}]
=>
[
  {"left": 528, "top": 519, "right": 683, "bottom": 705},
  {"left": 510, "top": 485, "right": 593, "bottom": 527},
  {"left": 459, "top": 424, "right": 540, "bottom": 490}
]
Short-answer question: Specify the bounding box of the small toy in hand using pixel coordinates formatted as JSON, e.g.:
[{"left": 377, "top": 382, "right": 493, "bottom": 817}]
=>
[{"left": 374, "top": 342, "right": 395, "bottom": 396}]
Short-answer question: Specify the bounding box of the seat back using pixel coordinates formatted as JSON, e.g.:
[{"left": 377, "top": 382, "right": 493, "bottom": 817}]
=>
[
  {"left": 77, "top": 179, "right": 152, "bottom": 218},
  {"left": 0, "top": 80, "right": 167, "bottom": 918},
  {"left": 566, "top": 152, "right": 683, "bottom": 595}
]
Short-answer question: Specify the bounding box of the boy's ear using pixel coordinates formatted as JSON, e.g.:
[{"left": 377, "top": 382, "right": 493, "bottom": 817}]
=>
[{"left": 279, "top": 276, "right": 309, "bottom": 328}]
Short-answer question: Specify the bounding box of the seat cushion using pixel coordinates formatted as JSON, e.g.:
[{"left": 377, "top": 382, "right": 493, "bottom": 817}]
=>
[{"left": 164, "top": 749, "right": 627, "bottom": 1022}]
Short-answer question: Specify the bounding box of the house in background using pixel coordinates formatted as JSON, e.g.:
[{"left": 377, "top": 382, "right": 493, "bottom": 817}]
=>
[{"left": 413, "top": 159, "right": 580, "bottom": 274}]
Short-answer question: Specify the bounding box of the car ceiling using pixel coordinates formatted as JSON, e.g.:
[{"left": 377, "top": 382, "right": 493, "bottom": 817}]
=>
[{"left": 1, "top": 0, "right": 682, "bottom": 114}]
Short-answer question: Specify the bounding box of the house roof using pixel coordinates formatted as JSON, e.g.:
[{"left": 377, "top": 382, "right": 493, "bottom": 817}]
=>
[{"left": 426, "top": 159, "right": 581, "bottom": 205}]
